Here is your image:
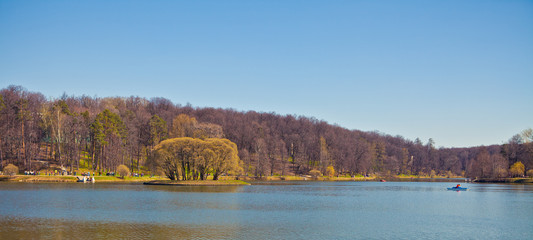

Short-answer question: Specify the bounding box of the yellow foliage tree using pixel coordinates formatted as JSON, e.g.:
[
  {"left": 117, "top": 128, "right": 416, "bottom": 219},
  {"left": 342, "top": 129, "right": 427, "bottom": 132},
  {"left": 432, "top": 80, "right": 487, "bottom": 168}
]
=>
[
  {"left": 326, "top": 165, "right": 335, "bottom": 177},
  {"left": 204, "top": 138, "right": 241, "bottom": 180},
  {"left": 509, "top": 161, "right": 525, "bottom": 177},
  {"left": 153, "top": 137, "right": 240, "bottom": 181}
]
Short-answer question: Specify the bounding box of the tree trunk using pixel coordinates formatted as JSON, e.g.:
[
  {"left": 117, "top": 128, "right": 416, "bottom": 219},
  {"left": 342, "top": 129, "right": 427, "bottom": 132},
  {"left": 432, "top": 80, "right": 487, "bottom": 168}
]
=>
[
  {"left": 77, "top": 145, "right": 80, "bottom": 170},
  {"left": 0, "top": 138, "right": 3, "bottom": 170},
  {"left": 181, "top": 162, "right": 187, "bottom": 181},
  {"left": 91, "top": 143, "right": 96, "bottom": 170},
  {"left": 137, "top": 148, "right": 141, "bottom": 174},
  {"left": 21, "top": 121, "right": 26, "bottom": 168}
]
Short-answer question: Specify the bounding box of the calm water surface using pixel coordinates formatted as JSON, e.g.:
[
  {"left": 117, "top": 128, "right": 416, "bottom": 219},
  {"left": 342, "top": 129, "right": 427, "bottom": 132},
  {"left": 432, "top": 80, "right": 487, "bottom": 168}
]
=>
[{"left": 0, "top": 181, "right": 532, "bottom": 239}]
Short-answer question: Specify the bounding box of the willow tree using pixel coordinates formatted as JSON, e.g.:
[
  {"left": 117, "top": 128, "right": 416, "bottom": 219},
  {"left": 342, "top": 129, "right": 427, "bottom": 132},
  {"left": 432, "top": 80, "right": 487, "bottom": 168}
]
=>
[
  {"left": 153, "top": 137, "right": 206, "bottom": 180},
  {"left": 509, "top": 161, "right": 525, "bottom": 177},
  {"left": 152, "top": 137, "right": 240, "bottom": 181},
  {"left": 205, "top": 138, "right": 240, "bottom": 180}
]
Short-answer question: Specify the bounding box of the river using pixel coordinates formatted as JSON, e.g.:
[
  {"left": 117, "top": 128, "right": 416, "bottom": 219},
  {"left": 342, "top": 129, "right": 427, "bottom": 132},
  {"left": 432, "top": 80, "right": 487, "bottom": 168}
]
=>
[{"left": 0, "top": 181, "right": 532, "bottom": 239}]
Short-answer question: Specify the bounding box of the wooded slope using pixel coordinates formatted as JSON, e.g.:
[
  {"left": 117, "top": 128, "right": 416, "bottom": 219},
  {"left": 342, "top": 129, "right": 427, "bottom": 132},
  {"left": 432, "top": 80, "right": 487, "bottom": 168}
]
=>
[{"left": 1, "top": 85, "right": 531, "bottom": 178}]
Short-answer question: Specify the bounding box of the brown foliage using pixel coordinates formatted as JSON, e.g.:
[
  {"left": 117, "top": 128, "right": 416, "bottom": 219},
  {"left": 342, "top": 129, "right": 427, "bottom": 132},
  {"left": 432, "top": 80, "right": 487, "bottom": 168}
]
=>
[{"left": 2, "top": 85, "right": 532, "bottom": 179}]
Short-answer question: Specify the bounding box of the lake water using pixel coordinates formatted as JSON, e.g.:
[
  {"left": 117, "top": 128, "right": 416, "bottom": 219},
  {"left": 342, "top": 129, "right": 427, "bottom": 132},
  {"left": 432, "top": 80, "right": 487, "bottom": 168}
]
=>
[{"left": 0, "top": 181, "right": 532, "bottom": 239}]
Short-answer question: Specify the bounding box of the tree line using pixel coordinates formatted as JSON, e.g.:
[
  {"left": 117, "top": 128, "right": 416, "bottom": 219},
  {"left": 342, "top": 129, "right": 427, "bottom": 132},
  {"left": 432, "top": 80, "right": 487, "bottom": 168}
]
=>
[{"left": 1, "top": 85, "right": 532, "bottom": 178}]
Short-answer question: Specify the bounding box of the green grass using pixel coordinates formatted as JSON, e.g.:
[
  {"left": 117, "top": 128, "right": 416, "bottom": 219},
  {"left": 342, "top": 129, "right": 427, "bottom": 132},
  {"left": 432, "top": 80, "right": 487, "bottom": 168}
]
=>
[
  {"left": 1, "top": 174, "right": 166, "bottom": 183},
  {"left": 94, "top": 175, "right": 166, "bottom": 182},
  {"left": 8, "top": 175, "right": 78, "bottom": 182},
  {"left": 144, "top": 180, "right": 250, "bottom": 186}
]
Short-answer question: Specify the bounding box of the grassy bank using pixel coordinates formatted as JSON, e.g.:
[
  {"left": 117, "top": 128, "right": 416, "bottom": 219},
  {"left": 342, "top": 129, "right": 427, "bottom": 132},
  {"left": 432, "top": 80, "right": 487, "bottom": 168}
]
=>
[
  {"left": 0, "top": 174, "right": 166, "bottom": 183},
  {"left": 3, "top": 174, "right": 531, "bottom": 184},
  {"left": 93, "top": 175, "right": 166, "bottom": 182},
  {"left": 1, "top": 175, "right": 78, "bottom": 182},
  {"left": 1, "top": 175, "right": 244, "bottom": 184},
  {"left": 143, "top": 180, "right": 250, "bottom": 186},
  {"left": 233, "top": 175, "right": 377, "bottom": 181}
]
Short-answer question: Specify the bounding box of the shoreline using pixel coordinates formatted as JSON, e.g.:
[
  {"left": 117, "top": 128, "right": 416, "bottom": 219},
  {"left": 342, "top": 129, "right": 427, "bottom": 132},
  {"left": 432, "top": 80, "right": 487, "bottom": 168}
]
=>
[
  {"left": 472, "top": 178, "right": 533, "bottom": 183},
  {"left": 0, "top": 175, "right": 166, "bottom": 183},
  {"left": 1, "top": 175, "right": 531, "bottom": 184},
  {"left": 143, "top": 180, "right": 251, "bottom": 186}
]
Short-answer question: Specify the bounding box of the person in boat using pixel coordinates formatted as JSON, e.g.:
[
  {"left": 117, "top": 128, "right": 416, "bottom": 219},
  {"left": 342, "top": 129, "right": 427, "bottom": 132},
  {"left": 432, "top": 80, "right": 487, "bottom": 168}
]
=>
[{"left": 455, "top": 184, "right": 461, "bottom": 188}]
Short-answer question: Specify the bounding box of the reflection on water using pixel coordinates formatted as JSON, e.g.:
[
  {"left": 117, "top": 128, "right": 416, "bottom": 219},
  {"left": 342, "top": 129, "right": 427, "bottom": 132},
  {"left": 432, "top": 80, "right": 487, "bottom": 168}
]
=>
[
  {"left": 1, "top": 182, "right": 532, "bottom": 239},
  {"left": 147, "top": 185, "right": 244, "bottom": 193},
  {"left": 0, "top": 217, "right": 243, "bottom": 240}
]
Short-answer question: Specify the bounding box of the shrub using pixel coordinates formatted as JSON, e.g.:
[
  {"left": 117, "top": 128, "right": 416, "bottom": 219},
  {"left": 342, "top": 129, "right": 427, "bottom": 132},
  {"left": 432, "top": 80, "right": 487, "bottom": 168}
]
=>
[
  {"left": 309, "top": 169, "right": 321, "bottom": 178},
  {"left": 326, "top": 166, "right": 335, "bottom": 177},
  {"left": 117, "top": 164, "right": 130, "bottom": 178},
  {"left": 527, "top": 169, "right": 533, "bottom": 178},
  {"left": 3, "top": 164, "right": 19, "bottom": 176}
]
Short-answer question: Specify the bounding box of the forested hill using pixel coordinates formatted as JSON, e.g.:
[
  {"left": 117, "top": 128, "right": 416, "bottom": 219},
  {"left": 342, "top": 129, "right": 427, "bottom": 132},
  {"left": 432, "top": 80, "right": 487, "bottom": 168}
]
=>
[{"left": 1, "top": 85, "right": 531, "bottom": 178}]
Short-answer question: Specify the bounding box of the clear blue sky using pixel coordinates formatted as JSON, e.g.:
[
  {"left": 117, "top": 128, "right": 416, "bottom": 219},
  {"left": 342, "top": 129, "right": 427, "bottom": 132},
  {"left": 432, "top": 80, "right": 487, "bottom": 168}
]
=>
[{"left": 1, "top": 0, "right": 532, "bottom": 148}]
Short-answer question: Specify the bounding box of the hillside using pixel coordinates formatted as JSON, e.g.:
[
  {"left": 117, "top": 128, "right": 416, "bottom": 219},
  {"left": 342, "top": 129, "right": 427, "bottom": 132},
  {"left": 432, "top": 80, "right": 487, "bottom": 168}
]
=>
[{"left": 1, "top": 85, "right": 531, "bottom": 178}]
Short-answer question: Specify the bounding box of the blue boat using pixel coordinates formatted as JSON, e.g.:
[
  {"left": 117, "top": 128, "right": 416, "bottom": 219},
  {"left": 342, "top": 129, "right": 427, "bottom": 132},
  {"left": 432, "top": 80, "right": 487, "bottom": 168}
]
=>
[{"left": 447, "top": 187, "right": 468, "bottom": 191}]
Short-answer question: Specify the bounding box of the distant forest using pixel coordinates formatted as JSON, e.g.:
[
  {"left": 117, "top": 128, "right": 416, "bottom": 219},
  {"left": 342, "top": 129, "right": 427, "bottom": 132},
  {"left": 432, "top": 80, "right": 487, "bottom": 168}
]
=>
[{"left": 1, "top": 85, "right": 531, "bottom": 178}]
